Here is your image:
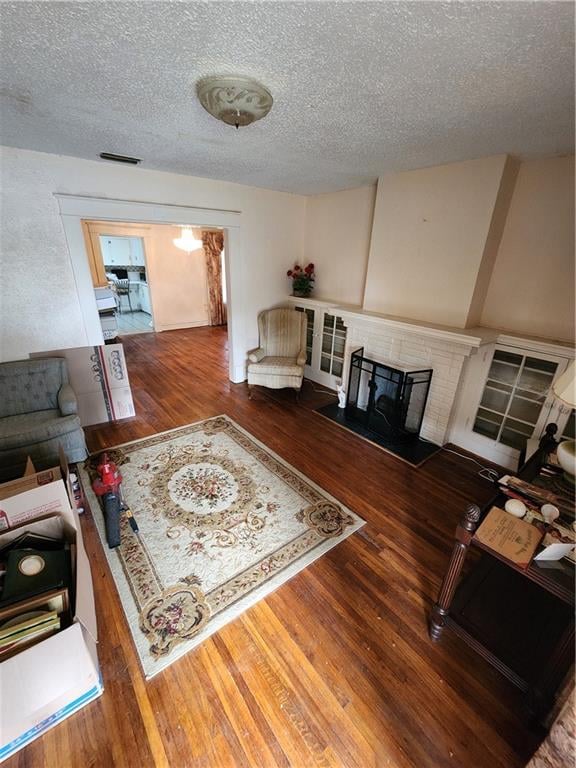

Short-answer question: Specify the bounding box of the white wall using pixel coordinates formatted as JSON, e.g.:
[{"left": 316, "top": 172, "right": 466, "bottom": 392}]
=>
[
  {"left": 363, "top": 155, "right": 509, "bottom": 328},
  {"left": 143, "top": 225, "right": 211, "bottom": 331},
  {"left": 481, "top": 155, "right": 575, "bottom": 342},
  {"left": 0, "top": 146, "right": 305, "bottom": 363},
  {"left": 304, "top": 186, "right": 376, "bottom": 306}
]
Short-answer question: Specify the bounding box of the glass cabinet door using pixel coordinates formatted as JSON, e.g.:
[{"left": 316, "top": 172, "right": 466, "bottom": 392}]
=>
[
  {"left": 473, "top": 349, "right": 559, "bottom": 450},
  {"left": 320, "top": 313, "right": 346, "bottom": 378},
  {"left": 294, "top": 306, "right": 315, "bottom": 366},
  {"left": 561, "top": 410, "right": 575, "bottom": 441}
]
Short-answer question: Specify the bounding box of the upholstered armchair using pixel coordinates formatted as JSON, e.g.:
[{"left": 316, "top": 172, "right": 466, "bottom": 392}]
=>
[
  {"left": 0, "top": 357, "right": 88, "bottom": 482},
  {"left": 247, "top": 308, "right": 307, "bottom": 399}
]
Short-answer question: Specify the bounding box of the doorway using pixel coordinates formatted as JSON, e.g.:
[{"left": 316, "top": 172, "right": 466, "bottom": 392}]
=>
[
  {"left": 82, "top": 220, "right": 156, "bottom": 338},
  {"left": 56, "top": 195, "right": 244, "bottom": 383},
  {"left": 82, "top": 219, "right": 227, "bottom": 341}
]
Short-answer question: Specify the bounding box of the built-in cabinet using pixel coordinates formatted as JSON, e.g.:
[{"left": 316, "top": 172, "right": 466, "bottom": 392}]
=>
[
  {"left": 286, "top": 297, "right": 347, "bottom": 389},
  {"left": 450, "top": 339, "right": 573, "bottom": 467},
  {"left": 100, "top": 236, "right": 145, "bottom": 267}
]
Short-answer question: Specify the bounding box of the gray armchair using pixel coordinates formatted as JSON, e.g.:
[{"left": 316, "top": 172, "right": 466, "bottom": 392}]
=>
[{"left": 0, "top": 358, "right": 88, "bottom": 482}]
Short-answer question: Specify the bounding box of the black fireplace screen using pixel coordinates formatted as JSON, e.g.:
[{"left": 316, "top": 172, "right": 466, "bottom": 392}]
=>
[{"left": 346, "top": 348, "right": 433, "bottom": 440}]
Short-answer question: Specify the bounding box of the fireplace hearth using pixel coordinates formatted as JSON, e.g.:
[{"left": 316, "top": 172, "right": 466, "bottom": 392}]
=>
[{"left": 317, "top": 348, "right": 440, "bottom": 466}]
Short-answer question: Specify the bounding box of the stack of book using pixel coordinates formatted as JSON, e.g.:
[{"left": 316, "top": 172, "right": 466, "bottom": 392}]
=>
[{"left": 0, "top": 532, "right": 72, "bottom": 660}]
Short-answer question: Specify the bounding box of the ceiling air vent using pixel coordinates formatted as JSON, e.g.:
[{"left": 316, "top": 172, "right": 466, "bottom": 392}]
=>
[{"left": 99, "top": 152, "right": 141, "bottom": 165}]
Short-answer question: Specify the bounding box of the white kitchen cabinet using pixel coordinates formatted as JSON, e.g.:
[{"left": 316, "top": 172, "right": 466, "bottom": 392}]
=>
[
  {"left": 286, "top": 297, "right": 347, "bottom": 390},
  {"left": 100, "top": 235, "right": 145, "bottom": 267},
  {"left": 129, "top": 239, "right": 146, "bottom": 267},
  {"left": 139, "top": 283, "right": 151, "bottom": 315},
  {"left": 100, "top": 236, "right": 132, "bottom": 266}
]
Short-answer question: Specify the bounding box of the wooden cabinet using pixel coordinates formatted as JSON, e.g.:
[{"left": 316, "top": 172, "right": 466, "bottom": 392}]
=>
[
  {"left": 286, "top": 298, "right": 347, "bottom": 390},
  {"left": 430, "top": 445, "right": 574, "bottom": 722}
]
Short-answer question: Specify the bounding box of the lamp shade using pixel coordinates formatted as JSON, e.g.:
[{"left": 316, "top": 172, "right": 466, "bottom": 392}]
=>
[
  {"left": 552, "top": 361, "right": 576, "bottom": 408},
  {"left": 173, "top": 227, "right": 203, "bottom": 253}
]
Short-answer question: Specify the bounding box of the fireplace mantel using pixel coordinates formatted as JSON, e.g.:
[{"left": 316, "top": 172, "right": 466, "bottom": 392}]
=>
[{"left": 286, "top": 296, "right": 496, "bottom": 350}]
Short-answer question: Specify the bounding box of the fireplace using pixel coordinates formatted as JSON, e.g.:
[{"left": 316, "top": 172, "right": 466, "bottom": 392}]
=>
[{"left": 346, "top": 348, "right": 433, "bottom": 442}]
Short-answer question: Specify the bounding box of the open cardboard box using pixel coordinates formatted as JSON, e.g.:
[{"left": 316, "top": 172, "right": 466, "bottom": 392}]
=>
[{"left": 0, "top": 457, "right": 102, "bottom": 761}]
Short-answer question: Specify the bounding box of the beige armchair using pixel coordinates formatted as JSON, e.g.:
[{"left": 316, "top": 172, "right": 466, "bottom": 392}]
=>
[{"left": 247, "top": 308, "right": 307, "bottom": 399}]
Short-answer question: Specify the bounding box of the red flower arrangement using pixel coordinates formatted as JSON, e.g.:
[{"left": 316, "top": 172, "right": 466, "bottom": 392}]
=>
[{"left": 287, "top": 263, "right": 315, "bottom": 297}]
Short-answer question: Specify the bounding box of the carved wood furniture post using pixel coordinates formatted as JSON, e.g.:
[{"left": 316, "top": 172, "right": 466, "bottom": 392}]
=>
[{"left": 430, "top": 504, "right": 482, "bottom": 641}]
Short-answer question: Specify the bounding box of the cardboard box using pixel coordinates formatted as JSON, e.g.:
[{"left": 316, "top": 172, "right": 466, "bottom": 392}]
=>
[
  {"left": 31, "top": 344, "right": 135, "bottom": 426},
  {"left": 0, "top": 469, "right": 102, "bottom": 761}
]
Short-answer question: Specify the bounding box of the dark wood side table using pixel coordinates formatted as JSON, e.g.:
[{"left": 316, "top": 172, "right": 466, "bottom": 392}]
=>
[{"left": 430, "top": 447, "right": 575, "bottom": 722}]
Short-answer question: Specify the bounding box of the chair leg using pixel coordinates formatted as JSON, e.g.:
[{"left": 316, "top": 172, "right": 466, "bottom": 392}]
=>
[
  {"left": 294, "top": 387, "right": 300, "bottom": 403},
  {"left": 248, "top": 384, "right": 253, "bottom": 400}
]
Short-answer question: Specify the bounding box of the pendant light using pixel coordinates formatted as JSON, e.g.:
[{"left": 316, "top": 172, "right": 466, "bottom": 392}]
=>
[{"left": 173, "top": 227, "right": 203, "bottom": 253}]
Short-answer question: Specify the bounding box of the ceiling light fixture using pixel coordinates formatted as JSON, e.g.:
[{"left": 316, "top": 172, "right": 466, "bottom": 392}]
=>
[
  {"left": 173, "top": 227, "right": 203, "bottom": 253},
  {"left": 196, "top": 75, "right": 273, "bottom": 129}
]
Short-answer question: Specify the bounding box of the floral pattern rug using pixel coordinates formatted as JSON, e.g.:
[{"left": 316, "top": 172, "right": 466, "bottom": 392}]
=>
[{"left": 81, "top": 416, "right": 365, "bottom": 678}]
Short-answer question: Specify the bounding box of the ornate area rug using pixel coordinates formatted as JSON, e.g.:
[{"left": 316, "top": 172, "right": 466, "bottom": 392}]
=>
[{"left": 81, "top": 416, "right": 365, "bottom": 678}]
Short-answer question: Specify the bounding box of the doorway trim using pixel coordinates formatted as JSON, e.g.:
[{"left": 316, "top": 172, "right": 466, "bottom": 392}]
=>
[{"left": 55, "top": 194, "right": 245, "bottom": 383}]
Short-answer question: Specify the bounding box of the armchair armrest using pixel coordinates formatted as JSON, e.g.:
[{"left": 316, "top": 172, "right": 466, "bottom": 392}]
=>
[
  {"left": 58, "top": 383, "right": 78, "bottom": 416},
  {"left": 296, "top": 350, "right": 307, "bottom": 366},
  {"left": 248, "top": 347, "right": 266, "bottom": 364}
]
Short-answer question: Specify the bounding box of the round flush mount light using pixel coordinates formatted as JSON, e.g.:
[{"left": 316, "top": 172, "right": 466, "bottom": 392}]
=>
[{"left": 196, "top": 75, "right": 273, "bottom": 129}]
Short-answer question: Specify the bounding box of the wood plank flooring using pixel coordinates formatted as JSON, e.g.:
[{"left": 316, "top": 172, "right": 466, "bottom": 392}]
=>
[{"left": 6, "top": 327, "right": 542, "bottom": 767}]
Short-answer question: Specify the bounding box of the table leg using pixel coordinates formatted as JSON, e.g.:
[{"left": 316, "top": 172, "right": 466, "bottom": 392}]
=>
[{"left": 430, "top": 503, "right": 482, "bottom": 641}]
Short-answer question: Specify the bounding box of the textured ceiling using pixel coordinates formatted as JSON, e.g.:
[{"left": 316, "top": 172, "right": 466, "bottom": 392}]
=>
[{"left": 0, "top": 1, "right": 574, "bottom": 195}]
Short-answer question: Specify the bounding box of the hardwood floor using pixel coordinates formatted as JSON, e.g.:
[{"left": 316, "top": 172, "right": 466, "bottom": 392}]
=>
[{"left": 7, "top": 327, "right": 541, "bottom": 767}]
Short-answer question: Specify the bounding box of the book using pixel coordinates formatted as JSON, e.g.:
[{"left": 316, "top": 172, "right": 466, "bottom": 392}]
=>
[
  {"left": 0, "top": 587, "right": 69, "bottom": 625},
  {"left": 474, "top": 507, "right": 544, "bottom": 568},
  {"left": 0, "top": 610, "right": 60, "bottom": 645},
  {"left": 0, "top": 618, "right": 60, "bottom": 660}
]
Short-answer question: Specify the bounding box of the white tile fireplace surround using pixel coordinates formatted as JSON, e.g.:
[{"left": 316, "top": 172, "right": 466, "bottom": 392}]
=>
[{"left": 337, "top": 309, "right": 491, "bottom": 446}]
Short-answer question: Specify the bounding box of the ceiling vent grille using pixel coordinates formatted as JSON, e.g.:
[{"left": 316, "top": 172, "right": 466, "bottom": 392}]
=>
[{"left": 99, "top": 152, "right": 141, "bottom": 165}]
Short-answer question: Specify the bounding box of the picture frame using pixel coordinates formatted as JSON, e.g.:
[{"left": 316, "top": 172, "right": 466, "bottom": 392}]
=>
[{"left": 0, "top": 587, "right": 70, "bottom": 627}]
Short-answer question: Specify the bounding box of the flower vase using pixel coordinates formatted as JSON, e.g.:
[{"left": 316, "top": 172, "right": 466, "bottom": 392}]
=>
[{"left": 293, "top": 289, "right": 312, "bottom": 298}]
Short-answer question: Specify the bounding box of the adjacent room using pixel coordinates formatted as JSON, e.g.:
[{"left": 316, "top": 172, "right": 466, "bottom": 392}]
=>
[{"left": 0, "top": 2, "right": 574, "bottom": 767}]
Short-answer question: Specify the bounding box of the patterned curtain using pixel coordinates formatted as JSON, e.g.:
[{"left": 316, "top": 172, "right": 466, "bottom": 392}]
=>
[{"left": 201, "top": 230, "right": 226, "bottom": 326}]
